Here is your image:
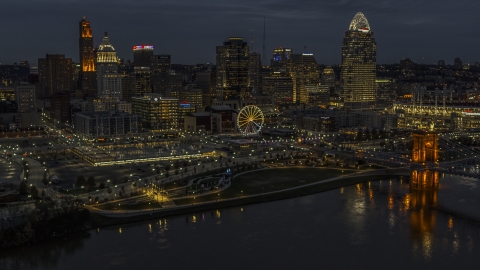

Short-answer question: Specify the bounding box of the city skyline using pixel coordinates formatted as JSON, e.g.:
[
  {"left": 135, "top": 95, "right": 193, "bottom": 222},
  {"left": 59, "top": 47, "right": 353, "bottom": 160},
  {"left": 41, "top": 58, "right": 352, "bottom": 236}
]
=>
[{"left": 1, "top": 0, "right": 480, "bottom": 65}]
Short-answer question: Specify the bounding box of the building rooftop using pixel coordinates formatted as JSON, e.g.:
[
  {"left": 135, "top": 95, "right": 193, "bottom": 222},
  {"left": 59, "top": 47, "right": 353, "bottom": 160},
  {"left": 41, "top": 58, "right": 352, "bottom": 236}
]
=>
[{"left": 209, "top": 105, "right": 232, "bottom": 111}]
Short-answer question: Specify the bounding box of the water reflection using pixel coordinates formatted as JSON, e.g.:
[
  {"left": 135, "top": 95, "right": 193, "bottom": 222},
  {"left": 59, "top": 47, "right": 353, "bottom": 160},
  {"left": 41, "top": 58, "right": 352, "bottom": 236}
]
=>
[
  {"left": 0, "top": 232, "right": 91, "bottom": 270},
  {"left": 1, "top": 173, "right": 480, "bottom": 269}
]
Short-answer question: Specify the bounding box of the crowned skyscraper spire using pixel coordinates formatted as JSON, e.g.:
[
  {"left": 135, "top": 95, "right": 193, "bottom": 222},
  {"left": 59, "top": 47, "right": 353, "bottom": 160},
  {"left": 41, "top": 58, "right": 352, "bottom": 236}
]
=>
[
  {"left": 79, "top": 17, "right": 97, "bottom": 97},
  {"left": 79, "top": 17, "right": 95, "bottom": 72},
  {"left": 349, "top": 12, "right": 371, "bottom": 31},
  {"left": 97, "top": 32, "right": 121, "bottom": 97},
  {"left": 341, "top": 12, "right": 377, "bottom": 109}
]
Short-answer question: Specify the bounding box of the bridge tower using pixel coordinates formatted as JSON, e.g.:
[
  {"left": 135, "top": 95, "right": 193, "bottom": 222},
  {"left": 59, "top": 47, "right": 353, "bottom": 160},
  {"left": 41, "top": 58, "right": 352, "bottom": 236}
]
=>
[
  {"left": 412, "top": 131, "right": 439, "bottom": 164},
  {"left": 411, "top": 127, "right": 439, "bottom": 189}
]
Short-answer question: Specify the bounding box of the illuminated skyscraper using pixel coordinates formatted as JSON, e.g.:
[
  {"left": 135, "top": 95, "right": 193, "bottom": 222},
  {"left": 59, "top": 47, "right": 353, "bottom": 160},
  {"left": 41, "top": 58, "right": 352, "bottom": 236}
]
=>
[
  {"left": 216, "top": 37, "right": 250, "bottom": 99},
  {"left": 248, "top": 52, "right": 261, "bottom": 94},
  {"left": 96, "top": 32, "right": 122, "bottom": 97},
  {"left": 290, "top": 53, "right": 319, "bottom": 104},
  {"left": 151, "top": 55, "right": 171, "bottom": 74},
  {"left": 271, "top": 47, "right": 292, "bottom": 72},
  {"left": 341, "top": 12, "right": 376, "bottom": 109},
  {"left": 133, "top": 45, "right": 154, "bottom": 68},
  {"left": 321, "top": 66, "right": 336, "bottom": 88},
  {"left": 79, "top": 17, "right": 97, "bottom": 97},
  {"left": 38, "top": 54, "right": 73, "bottom": 98}
]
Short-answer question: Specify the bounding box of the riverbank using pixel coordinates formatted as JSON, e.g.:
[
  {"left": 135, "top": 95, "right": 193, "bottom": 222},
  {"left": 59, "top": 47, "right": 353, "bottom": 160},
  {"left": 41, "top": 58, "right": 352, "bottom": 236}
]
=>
[{"left": 89, "top": 168, "right": 405, "bottom": 228}]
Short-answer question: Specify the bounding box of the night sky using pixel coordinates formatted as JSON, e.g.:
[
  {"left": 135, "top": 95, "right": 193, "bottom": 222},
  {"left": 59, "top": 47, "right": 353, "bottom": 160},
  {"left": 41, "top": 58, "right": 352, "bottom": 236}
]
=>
[{"left": 1, "top": 0, "right": 479, "bottom": 66}]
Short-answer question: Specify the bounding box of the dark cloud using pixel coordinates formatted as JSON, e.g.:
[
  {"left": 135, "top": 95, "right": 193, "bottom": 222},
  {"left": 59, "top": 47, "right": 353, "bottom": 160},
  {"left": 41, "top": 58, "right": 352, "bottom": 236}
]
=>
[{"left": 0, "top": 0, "right": 479, "bottom": 65}]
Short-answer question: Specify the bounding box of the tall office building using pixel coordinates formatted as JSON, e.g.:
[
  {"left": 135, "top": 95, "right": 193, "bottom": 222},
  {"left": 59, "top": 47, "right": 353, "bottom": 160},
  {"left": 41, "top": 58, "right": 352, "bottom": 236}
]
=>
[
  {"left": 38, "top": 54, "right": 73, "bottom": 98},
  {"left": 271, "top": 47, "right": 293, "bottom": 72},
  {"left": 262, "top": 72, "right": 294, "bottom": 105},
  {"left": 15, "top": 84, "right": 36, "bottom": 112},
  {"left": 79, "top": 17, "right": 97, "bottom": 97},
  {"left": 96, "top": 32, "right": 122, "bottom": 97},
  {"left": 133, "top": 68, "right": 151, "bottom": 96},
  {"left": 321, "top": 66, "right": 336, "bottom": 88},
  {"left": 133, "top": 45, "right": 154, "bottom": 68},
  {"left": 196, "top": 72, "right": 217, "bottom": 110},
  {"left": 216, "top": 37, "right": 250, "bottom": 99},
  {"left": 131, "top": 94, "right": 179, "bottom": 132},
  {"left": 151, "top": 55, "right": 171, "bottom": 74},
  {"left": 340, "top": 12, "right": 377, "bottom": 109},
  {"left": 248, "top": 52, "right": 262, "bottom": 94},
  {"left": 290, "top": 53, "right": 320, "bottom": 104}
]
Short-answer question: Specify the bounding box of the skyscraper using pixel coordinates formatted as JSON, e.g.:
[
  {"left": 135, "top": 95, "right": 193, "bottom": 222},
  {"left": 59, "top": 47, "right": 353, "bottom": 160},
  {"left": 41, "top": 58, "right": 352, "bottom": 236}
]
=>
[
  {"left": 151, "top": 55, "right": 171, "bottom": 74},
  {"left": 341, "top": 12, "right": 377, "bottom": 109},
  {"left": 38, "top": 54, "right": 73, "bottom": 98},
  {"left": 248, "top": 52, "right": 261, "bottom": 94},
  {"left": 216, "top": 37, "right": 250, "bottom": 99},
  {"left": 196, "top": 71, "right": 217, "bottom": 109},
  {"left": 133, "top": 45, "right": 154, "bottom": 68},
  {"left": 96, "top": 32, "right": 122, "bottom": 97},
  {"left": 290, "top": 53, "right": 320, "bottom": 104},
  {"left": 79, "top": 17, "right": 97, "bottom": 98},
  {"left": 271, "top": 47, "right": 293, "bottom": 72}
]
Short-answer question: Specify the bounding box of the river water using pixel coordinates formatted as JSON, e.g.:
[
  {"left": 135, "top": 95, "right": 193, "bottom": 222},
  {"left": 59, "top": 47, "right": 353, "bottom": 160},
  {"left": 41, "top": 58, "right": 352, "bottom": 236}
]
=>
[{"left": 2, "top": 173, "right": 480, "bottom": 270}]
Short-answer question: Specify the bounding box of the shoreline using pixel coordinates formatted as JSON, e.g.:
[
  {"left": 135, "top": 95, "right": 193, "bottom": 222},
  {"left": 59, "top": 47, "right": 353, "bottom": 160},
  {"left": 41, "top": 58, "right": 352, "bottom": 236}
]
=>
[{"left": 89, "top": 170, "right": 403, "bottom": 228}]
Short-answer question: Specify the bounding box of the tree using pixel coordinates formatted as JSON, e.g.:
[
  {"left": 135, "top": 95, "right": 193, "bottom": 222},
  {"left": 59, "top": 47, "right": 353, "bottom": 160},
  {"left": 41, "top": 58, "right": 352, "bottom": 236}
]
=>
[
  {"left": 164, "top": 164, "right": 171, "bottom": 172},
  {"left": 19, "top": 180, "right": 28, "bottom": 195},
  {"left": 99, "top": 182, "right": 106, "bottom": 189},
  {"left": 86, "top": 176, "right": 95, "bottom": 191},
  {"left": 76, "top": 176, "right": 86, "bottom": 187},
  {"left": 30, "top": 186, "right": 39, "bottom": 199}
]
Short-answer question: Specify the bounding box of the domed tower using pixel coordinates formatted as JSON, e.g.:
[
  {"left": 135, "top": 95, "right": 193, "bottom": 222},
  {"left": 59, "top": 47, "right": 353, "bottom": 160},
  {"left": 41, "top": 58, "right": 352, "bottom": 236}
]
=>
[
  {"left": 340, "top": 12, "right": 377, "bottom": 109},
  {"left": 96, "top": 32, "right": 122, "bottom": 97}
]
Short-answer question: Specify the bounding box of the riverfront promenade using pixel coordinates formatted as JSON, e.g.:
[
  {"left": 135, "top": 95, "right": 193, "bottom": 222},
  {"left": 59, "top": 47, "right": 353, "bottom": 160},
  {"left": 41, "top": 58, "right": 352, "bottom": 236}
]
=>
[{"left": 86, "top": 166, "right": 409, "bottom": 218}]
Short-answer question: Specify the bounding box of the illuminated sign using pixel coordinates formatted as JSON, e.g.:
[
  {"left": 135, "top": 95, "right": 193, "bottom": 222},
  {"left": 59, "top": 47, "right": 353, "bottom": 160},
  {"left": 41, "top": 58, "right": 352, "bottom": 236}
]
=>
[
  {"left": 180, "top": 100, "right": 191, "bottom": 108},
  {"left": 133, "top": 45, "right": 154, "bottom": 50}
]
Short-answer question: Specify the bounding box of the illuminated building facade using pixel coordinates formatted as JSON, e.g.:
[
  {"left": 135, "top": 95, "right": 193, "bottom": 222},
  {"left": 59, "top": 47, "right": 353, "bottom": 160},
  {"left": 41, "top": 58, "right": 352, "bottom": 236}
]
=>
[
  {"left": 216, "top": 37, "right": 250, "bottom": 99},
  {"left": 15, "top": 84, "right": 36, "bottom": 112},
  {"left": 131, "top": 94, "right": 179, "bottom": 131},
  {"left": 196, "top": 72, "right": 217, "bottom": 110},
  {"left": 262, "top": 72, "right": 293, "bottom": 105},
  {"left": 96, "top": 32, "right": 122, "bottom": 97},
  {"left": 341, "top": 12, "right": 377, "bottom": 109},
  {"left": 38, "top": 54, "right": 73, "bottom": 98},
  {"left": 79, "top": 17, "right": 97, "bottom": 97},
  {"left": 321, "top": 66, "right": 335, "bottom": 88},
  {"left": 151, "top": 55, "right": 171, "bottom": 74},
  {"left": 271, "top": 47, "right": 292, "bottom": 72},
  {"left": 73, "top": 111, "right": 141, "bottom": 139},
  {"left": 412, "top": 131, "right": 439, "bottom": 164},
  {"left": 248, "top": 52, "right": 261, "bottom": 94},
  {"left": 290, "top": 53, "right": 320, "bottom": 104},
  {"left": 133, "top": 45, "right": 154, "bottom": 68}
]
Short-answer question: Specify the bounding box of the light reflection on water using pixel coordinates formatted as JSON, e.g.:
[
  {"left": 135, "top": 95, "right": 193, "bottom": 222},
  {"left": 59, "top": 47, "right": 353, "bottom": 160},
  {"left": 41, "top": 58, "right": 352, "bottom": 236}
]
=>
[{"left": 1, "top": 174, "right": 480, "bottom": 269}]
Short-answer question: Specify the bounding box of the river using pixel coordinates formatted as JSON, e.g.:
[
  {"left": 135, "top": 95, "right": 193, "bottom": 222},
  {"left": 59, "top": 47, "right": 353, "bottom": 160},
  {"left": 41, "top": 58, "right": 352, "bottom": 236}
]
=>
[{"left": 1, "top": 173, "right": 480, "bottom": 269}]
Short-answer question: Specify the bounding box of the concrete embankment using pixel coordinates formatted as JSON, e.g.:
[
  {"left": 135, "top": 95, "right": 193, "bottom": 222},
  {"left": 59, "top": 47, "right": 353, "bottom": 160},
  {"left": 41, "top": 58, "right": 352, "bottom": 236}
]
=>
[{"left": 90, "top": 171, "right": 406, "bottom": 228}]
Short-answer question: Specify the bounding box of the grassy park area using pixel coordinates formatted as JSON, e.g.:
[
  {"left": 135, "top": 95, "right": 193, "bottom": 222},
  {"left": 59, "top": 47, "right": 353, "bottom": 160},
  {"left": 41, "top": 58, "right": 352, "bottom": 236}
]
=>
[
  {"left": 173, "top": 167, "right": 354, "bottom": 205},
  {"left": 95, "top": 200, "right": 162, "bottom": 211}
]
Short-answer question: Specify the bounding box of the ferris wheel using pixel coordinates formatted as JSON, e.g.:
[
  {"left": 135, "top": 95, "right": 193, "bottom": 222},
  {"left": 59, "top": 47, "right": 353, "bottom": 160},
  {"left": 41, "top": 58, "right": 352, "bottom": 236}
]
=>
[{"left": 237, "top": 105, "right": 264, "bottom": 136}]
